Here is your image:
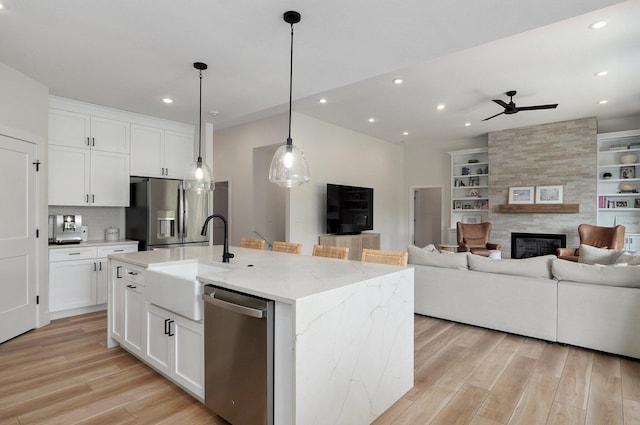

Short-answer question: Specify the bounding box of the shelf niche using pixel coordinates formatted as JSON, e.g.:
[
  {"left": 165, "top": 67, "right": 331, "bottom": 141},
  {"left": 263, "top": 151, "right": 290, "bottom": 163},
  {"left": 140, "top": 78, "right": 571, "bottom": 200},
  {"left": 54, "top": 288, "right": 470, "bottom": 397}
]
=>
[{"left": 498, "top": 204, "right": 580, "bottom": 213}]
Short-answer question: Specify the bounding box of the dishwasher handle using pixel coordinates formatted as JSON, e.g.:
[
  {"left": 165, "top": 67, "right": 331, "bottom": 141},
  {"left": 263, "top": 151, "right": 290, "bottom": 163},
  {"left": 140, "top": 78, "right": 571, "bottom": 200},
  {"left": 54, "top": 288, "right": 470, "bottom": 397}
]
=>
[{"left": 202, "top": 292, "right": 267, "bottom": 319}]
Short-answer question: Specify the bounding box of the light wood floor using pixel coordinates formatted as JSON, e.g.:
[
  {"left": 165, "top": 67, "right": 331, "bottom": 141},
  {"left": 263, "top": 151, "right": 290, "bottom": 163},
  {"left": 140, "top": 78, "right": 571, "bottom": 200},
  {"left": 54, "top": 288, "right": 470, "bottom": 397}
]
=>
[{"left": 1, "top": 312, "right": 640, "bottom": 425}]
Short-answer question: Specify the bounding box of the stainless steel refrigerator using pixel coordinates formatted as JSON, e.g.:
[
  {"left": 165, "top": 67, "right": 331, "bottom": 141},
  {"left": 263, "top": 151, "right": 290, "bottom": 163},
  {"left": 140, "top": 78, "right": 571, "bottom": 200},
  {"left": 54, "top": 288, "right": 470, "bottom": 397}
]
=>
[{"left": 126, "top": 178, "right": 210, "bottom": 250}]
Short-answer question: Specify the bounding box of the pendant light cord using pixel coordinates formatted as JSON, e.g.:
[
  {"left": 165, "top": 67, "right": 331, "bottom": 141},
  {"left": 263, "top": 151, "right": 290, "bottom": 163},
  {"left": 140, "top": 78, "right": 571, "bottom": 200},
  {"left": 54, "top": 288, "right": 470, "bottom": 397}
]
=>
[
  {"left": 198, "top": 69, "right": 203, "bottom": 162},
  {"left": 287, "top": 22, "right": 294, "bottom": 146}
]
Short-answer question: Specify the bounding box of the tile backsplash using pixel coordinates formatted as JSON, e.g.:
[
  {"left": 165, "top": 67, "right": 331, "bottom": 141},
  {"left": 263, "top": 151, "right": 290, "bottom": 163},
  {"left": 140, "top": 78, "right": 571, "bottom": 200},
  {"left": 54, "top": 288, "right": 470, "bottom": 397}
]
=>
[{"left": 48, "top": 206, "right": 125, "bottom": 241}]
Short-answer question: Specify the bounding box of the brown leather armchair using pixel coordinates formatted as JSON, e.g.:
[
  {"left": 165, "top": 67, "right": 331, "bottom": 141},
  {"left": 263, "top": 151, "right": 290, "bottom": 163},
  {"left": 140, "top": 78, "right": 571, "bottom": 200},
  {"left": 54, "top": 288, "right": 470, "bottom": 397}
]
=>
[
  {"left": 456, "top": 222, "right": 501, "bottom": 257},
  {"left": 556, "top": 224, "right": 626, "bottom": 262}
]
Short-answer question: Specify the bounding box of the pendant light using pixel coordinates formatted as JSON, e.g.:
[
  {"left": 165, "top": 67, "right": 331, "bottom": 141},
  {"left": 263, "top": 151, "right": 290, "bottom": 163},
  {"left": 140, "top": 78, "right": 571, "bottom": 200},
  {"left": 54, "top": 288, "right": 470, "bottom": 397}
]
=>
[
  {"left": 268, "top": 10, "right": 310, "bottom": 188},
  {"left": 184, "top": 61, "right": 214, "bottom": 192}
]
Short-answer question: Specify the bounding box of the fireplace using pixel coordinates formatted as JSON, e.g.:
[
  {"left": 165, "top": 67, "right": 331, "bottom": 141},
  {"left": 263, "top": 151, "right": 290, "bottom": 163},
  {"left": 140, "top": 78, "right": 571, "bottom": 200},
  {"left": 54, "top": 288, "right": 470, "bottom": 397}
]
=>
[{"left": 511, "top": 233, "right": 567, "bottom": 259}]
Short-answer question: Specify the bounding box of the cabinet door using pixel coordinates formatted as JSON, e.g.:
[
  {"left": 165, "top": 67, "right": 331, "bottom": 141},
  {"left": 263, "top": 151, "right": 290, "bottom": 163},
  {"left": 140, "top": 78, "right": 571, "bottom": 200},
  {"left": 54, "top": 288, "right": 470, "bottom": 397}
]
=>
[
  {"left": 110, "top": 262, "right": 125, "bottom": 342},
  {"left": 48, "top": 146, "right": 91, "bottom": 206},
  {"left": 172, "top": 314, "right": 204, "bottom": 397},
  {"left": 163, "top": 130, "right": 194, "bottom": 179},
  {"left": 96, "top": 259, "right": 108, "bottom": 304},
  {"left": 626, "top": 234, "right": 640, "bottom": 251},
  {"left": 124, "top": 282, "right": 145, "bottom": 357},
  {"left": 49, "top": 259, "right": 97, "bottom": 312},
  {"left": 49, "top": 109, "right": 91, "bottom": 149},
  {"left": 130, "top": 124, "right": 164, "bottom": 177},
  {"left": 90, "top": 117, "right": 130, "bottom": 154},
  {"left": 90, "top": 151, "right": 130, "bottom": 207},
  {"left": 145, "top": 304, "right": 172, "bottom": 375}
]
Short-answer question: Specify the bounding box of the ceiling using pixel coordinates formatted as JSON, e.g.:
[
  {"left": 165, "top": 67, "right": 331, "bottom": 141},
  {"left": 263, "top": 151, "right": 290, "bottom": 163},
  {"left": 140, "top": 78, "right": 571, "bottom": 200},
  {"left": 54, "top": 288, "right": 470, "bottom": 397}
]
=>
[{"left": 1, "top": 0, "right": 638, "bottom": 145}]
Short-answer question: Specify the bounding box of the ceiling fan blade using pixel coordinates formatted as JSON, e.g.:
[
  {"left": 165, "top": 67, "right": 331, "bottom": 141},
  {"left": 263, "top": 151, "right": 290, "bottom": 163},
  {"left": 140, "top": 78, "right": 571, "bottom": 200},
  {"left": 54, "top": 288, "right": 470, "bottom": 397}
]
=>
[
  {"left": 516, "top": 104, "right": 558, "bottom": 111},
  {"left": 482, "top": 111, "right": 505, "bottom": 121},
  {"left": 492, "top": 99, "right": 509, "bottom": 108}
]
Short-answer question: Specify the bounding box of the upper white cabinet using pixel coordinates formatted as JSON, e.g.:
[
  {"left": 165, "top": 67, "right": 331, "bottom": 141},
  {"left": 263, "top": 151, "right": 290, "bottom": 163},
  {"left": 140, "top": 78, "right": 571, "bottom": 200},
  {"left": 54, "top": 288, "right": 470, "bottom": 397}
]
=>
[
  {"left": 130, "top": 125, "right": 194, "bottom": 179},
  {"left": 49, "top": 109, "right": 130, "bottom": 153}
]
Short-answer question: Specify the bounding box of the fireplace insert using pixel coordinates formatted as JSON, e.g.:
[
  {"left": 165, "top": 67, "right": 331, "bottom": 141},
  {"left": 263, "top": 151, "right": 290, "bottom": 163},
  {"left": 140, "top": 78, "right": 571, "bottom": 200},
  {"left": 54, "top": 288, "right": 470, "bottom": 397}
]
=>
[{"left": 511, "top": 233, "right": 566, "bottom": 259}]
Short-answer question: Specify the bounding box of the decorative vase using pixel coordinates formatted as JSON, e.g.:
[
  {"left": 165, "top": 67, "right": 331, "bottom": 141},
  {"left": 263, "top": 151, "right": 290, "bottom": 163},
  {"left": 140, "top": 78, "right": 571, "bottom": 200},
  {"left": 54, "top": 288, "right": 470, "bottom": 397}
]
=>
[{"left": 620, "top": 153, "right": 638, "bottom": 164}]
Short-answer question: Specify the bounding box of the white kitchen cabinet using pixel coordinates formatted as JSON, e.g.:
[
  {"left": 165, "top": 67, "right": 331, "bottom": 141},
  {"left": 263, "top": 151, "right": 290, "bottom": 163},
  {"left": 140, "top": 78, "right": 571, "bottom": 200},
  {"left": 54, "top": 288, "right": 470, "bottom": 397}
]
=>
[
  {"left": 111, "top": 261, "right": 126, "bottom": 342},
  {"left": 145, "top": 303, "right": 204, "bottom": 398},
  {"left": 625, "top": 234, "right": 640, "bottom": 251},
  {"left": 124, "top": 276, "right": 145, "bottom": 358},
  {"left": 130, "top": 124, "right": 194, "bottom": 179},
  {"left": 50, "top": 243, "right": 137, "bottom": 319},
  {"left": 49, "top": 109, "right": 130, "bottom": 153}
]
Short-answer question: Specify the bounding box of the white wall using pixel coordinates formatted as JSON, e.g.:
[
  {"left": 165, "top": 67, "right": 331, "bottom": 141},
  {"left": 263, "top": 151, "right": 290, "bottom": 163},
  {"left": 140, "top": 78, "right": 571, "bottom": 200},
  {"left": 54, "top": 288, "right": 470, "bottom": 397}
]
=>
[
  {"left": 403, "top": 135, "right": 488, "bottom": 244},
  {"left": 0, "top": 61, "right": 50, "bottom": 327},
  {"left": 213, "top": 113, "right": 407, "bottom": 254}
]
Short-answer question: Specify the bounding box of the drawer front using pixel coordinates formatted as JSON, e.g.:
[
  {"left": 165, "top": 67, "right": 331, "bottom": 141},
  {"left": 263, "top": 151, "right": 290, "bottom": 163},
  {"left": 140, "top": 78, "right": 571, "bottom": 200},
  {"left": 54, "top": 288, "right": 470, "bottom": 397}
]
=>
[
  {"left": 49, "top": 247, "right": 97, "bottom": 262},
  {"left": 97, "top": 244, "right": 138, "bottom": 258},
  {"left": 123, "top": 264, "right": 145, "bottom": 285}
]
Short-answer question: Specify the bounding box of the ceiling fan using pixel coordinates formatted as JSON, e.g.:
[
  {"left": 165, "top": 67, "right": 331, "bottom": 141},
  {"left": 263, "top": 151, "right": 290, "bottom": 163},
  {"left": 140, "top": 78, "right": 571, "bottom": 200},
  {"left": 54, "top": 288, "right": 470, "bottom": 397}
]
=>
[{"left": 482, "top": 90, "right": 558, "bottom": 121}]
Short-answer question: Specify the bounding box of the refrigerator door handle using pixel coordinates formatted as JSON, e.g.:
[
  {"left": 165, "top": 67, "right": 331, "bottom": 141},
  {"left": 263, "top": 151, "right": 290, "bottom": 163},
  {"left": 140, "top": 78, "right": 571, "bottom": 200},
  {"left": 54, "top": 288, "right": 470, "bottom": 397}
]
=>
[{"left": 179, "top": 185, "right": 186, "bottom": 239}]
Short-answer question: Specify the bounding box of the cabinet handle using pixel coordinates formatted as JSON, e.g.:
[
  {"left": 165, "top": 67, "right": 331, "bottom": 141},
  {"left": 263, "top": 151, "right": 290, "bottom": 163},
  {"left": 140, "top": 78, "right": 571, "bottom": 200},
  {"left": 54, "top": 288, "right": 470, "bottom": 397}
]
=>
[
  {"left": 86, "top": 194, "right": 90, "bottom": 203},
  {"left": 127, "top": 271, "right": 138, "bottom": 276},
  {"left": 99, "top": 262, "right": 102, "bottom": 271},
  {"left": 92, "top": 137, "right": 95, "bottom": 147},
  {"left": 86, "top": 137, "right": 90, "bottom": 146},
  {"left": 126, "top": 284, "right": 136, "bottom": 289},
  {"left": 114, "top": 249, "right": 125, "bottom": 252},
  {"left": 164, "top": 318, "right": 171, "bottom": 335},
  {"left": 93, "top": 262, "right": 97, "bottom": 271},
  {"left": 68, "top": 252, "right": 81, "bottom": 256},
  {"left": 92, "top": 194, "right": 95, "bottom": 203},
  {"left": 168, "top": 320, "right": 175, "bottom": 337},
  {"left": 165, "top": 167, "right": 168, "bottom": 175},
  {"left": 116, "top": 266, "right": 122, "bottom": 278}
]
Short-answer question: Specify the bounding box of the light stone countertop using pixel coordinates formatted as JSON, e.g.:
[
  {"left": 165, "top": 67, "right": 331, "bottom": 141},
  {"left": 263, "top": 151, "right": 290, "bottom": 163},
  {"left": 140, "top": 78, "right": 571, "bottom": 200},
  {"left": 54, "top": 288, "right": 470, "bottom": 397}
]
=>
[
  {"left": 109, "top": 245, "right": 409, "bottom": 304},
  {"left": 48, "top": 239, "right": 139, "bottom": 249}
]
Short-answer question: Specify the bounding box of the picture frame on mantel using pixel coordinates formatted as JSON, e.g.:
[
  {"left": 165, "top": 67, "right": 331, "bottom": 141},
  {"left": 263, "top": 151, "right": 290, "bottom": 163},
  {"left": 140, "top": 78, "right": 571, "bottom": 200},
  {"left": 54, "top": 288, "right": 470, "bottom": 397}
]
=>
[
  {"left": 536, "top": 185, "right": 563, "bottom": 204},
  {"left": 508, "top": 187, "right": 534, "bottom": 204}
]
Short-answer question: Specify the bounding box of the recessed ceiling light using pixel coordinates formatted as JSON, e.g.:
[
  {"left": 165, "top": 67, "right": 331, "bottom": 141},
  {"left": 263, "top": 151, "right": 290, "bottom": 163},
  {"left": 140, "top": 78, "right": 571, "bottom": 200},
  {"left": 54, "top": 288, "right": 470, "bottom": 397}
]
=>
[
  {"left": 402, "top": 131, "right": 409, "bottom": 136},
  {"left": 437, "top": 104, "right": 445, "bottom": 110},
  {"left": 595, "top": 71, "right": 608, "bottom": 77},
  {"left": 589, "top": 21, "right": 607, "bottom": 29},
  {"left": 0, "top": 4, "right": 4, "bottom": 9},
  {"left": 162, "top": 98, "right": 173, "bottom": 104},
  {"left": 392, "top": 78, "right": 403, "bottom": 85},
  {"left": 319, "top": 98, "right": 327, "bottom": 104},
  {"left": 368, "top": 118, "right": 376, "bottom": 123},
  {"left": 465, "top": 122, "right": 471, "bottom": 127},
  {"left": 599, "top": 100, "right": 609, "bottom": 104}
]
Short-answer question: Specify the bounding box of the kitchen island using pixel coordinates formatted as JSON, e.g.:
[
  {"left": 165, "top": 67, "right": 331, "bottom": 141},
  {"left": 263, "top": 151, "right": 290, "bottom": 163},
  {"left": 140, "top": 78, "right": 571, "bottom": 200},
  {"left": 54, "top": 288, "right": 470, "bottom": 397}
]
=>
[{"left": 107, "top": 245, "right": 413, "bottom": 425}]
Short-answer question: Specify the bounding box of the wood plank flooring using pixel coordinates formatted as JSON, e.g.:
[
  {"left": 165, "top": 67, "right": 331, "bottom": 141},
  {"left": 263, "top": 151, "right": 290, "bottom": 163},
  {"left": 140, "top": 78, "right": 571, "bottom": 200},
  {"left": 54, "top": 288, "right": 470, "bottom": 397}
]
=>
[{"left": 1, "top": 312, "right": 640, "bottom": 425}]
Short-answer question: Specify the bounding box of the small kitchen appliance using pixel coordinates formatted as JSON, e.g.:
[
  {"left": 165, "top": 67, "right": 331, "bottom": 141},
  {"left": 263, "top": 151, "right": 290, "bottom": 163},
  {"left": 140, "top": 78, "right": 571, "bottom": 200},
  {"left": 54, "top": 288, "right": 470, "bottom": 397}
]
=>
[
  {"left": 49, "top": 214, "right": 83, "bottom": 244},
  {"left": 104, "top": 227, "right": 120, "bottom": 241}
]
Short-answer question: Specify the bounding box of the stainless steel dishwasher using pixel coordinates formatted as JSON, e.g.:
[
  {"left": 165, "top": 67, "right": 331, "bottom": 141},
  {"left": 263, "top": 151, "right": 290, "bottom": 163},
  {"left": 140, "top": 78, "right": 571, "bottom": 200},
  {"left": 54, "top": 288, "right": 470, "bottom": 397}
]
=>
[{"left": 202, "top": 285, "right": 274, "bottom": 425}]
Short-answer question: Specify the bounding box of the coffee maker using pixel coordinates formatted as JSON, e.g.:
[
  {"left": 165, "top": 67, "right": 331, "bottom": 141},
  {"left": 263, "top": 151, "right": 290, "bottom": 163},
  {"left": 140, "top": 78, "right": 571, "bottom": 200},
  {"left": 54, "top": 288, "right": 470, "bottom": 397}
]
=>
[{"left": 49, "top": 214, "right": 83, "bottom": 244}]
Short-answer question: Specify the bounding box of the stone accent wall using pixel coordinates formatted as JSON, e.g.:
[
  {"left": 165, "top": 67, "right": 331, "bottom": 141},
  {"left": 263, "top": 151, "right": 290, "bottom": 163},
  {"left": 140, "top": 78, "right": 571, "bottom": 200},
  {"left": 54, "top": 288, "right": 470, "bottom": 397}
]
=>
[{"left": 488, "top": 117, "right": 597, "bottom": 257}]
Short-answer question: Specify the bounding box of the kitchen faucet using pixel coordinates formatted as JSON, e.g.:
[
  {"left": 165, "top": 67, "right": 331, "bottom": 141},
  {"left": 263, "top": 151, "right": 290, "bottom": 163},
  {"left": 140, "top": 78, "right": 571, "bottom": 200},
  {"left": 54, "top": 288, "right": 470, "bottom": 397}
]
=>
[{"left": 201, "top": 214, "right": 234, "bottom": 263}]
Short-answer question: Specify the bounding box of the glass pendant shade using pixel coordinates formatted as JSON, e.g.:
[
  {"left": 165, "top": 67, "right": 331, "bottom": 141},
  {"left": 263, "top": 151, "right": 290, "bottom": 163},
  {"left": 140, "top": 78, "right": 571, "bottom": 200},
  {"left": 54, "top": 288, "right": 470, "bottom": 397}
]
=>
[
  {"left": 269, "top": 141, "right": 310, "bottom": 188},
  {"left": 184, "top": 158, "right": 214, "bottom": 192}
]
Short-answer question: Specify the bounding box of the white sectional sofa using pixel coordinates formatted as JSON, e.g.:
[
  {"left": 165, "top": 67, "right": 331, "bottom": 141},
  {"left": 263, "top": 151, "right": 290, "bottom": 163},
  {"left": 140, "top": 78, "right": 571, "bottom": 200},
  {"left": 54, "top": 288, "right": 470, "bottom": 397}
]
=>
[{"left": 409, "top": 245, "right": 640, "bottom": 359}]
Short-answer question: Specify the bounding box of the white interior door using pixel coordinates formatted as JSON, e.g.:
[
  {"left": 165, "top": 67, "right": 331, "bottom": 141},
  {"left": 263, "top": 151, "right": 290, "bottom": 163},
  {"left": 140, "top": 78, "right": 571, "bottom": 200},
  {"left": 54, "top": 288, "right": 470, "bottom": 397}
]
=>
[{"left": 0, "top": 134, "right": 37, "bottom": 343}]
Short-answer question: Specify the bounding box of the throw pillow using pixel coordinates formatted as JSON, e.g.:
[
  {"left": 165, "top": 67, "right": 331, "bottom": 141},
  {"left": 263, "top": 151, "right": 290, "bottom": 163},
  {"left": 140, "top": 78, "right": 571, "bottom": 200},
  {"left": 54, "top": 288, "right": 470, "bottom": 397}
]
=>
[
  {"left": 407, "top": 245, "right": 468, "bottom": 270},
  {"left": 615, "top": 251, "right": 640, "bottom": 266},
  {"left": 552, "top": 259, "right": 640, "bottom": 288},
  {"left": 578, "top": 244, "right": 622, "bottom": 265},
  {"left": 467, "top": 254, "right": 555, "bottom": 279}
]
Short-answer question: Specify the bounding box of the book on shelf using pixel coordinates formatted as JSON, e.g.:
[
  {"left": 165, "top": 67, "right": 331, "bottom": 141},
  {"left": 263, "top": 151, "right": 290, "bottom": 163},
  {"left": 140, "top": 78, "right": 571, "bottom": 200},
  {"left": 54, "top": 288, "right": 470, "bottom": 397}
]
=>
[{"left": 609, "top": 144, "right": 629, "bottom": 151}]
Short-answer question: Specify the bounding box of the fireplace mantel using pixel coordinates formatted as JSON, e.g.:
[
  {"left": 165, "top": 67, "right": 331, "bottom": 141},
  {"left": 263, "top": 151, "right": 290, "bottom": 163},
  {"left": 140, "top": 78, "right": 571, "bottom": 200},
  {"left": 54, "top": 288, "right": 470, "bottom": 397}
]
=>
[{"left": 497, "top": 204, "right": 580, "bottom": 213}]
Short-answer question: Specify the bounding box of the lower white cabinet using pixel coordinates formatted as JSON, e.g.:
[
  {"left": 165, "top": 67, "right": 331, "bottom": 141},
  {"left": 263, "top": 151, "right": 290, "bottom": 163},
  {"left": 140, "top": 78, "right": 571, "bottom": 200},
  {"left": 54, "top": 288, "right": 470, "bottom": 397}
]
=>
[
  {"left": 146, "top": 303, "right": 204, "bottom": 398},
  {"left": 50, "top": 243, "right": 137, "bottom": 319},
  {"left": 109, "top": 259, "right": 203, "bottom": 399},
  {"left": 625, "top": 234, "right": 640, "bottom": 251}
]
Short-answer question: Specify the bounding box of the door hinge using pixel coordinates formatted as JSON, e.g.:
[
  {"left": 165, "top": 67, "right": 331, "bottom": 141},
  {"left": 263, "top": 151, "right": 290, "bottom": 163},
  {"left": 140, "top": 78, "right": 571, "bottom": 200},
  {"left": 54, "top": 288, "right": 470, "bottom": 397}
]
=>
[
  {"left": 36, "top": 229, "right": 39, "bottom": 238},
  {"left": 33, "top": 160, "right": 41, "bottom": 172},
  {"left": 36, "top": 295, "right": 40, "bottom": 305}
]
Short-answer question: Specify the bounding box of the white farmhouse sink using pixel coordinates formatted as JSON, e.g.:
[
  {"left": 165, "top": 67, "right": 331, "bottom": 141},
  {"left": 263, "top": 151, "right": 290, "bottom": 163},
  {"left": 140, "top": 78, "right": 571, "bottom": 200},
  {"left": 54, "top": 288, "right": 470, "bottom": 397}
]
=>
[{"left": 146, "top": 262, "right": 228, "bottom": 321}]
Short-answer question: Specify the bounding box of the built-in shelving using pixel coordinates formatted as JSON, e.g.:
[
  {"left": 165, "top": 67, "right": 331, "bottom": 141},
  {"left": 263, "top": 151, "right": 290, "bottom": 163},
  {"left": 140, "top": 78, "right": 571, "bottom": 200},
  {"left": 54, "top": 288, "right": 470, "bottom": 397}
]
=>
[
  {"left": 597, "top": 129, "right": 640, "bottom": 250},
  {"left": 449, "top": 148, "right": 489, "bottom": 228}
]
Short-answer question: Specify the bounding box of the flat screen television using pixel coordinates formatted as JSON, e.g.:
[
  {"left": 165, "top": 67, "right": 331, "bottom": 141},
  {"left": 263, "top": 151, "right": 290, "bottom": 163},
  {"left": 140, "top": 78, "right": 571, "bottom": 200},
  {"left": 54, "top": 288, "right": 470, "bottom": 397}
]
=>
[{"left": 326, "top": 183, "right": 373, "bottom": 234}]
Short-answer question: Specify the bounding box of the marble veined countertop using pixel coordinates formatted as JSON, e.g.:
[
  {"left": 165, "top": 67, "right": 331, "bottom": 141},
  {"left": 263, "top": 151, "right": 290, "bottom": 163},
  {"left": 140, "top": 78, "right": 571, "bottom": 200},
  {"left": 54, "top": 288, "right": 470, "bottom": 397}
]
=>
[{"left": 109, "top": 245, "right": 407, "bottom": 304}]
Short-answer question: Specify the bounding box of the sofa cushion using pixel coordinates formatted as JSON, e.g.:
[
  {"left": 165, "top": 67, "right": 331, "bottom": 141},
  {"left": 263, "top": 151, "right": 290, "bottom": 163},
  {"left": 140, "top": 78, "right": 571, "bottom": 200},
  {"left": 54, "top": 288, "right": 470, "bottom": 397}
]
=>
[
  {"left": 578, "top": 244, "right": 622, "bottom": 265},
  {"left": 467, "top": 254, "right": 555, "bottom": 279},
  {"left": 407, "top": 245, "right": 468, "bottom": 270},
  {"left": 615, "top": 251, "right": 640, "bottom": 266},
  {"left": 552, "top": 259, "right": 640, "bottom": 287}
]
